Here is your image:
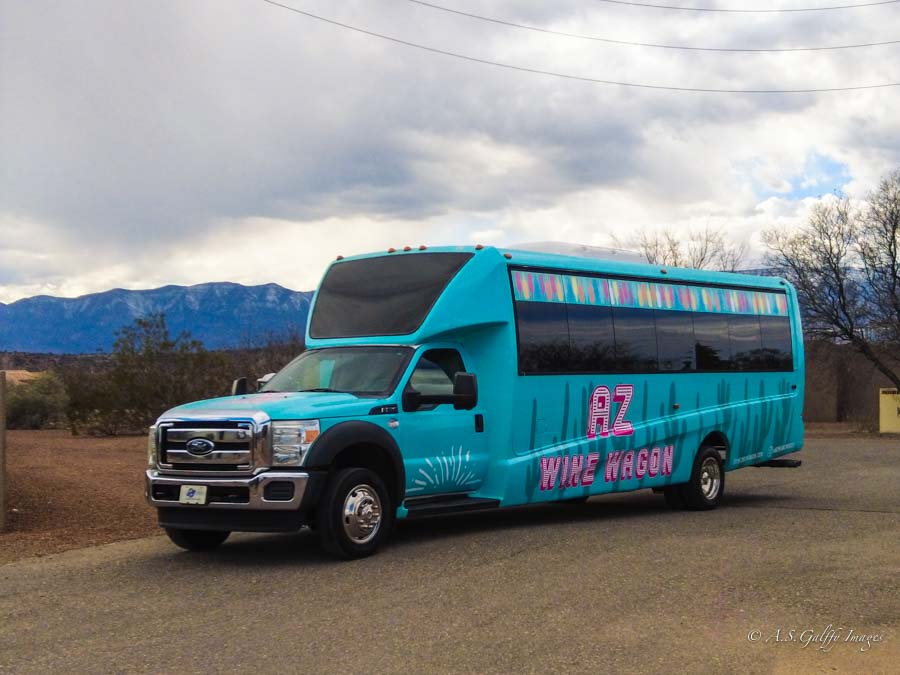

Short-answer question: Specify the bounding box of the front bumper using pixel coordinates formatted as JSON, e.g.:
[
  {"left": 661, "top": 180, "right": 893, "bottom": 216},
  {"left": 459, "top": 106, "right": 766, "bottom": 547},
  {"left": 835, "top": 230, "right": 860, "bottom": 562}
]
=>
[{"left": 145, "top": 470, "right": 310, "bottom": 510}]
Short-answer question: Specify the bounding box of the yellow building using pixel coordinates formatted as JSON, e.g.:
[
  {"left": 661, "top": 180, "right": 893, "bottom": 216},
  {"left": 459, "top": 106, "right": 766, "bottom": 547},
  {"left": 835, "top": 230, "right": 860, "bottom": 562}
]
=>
[{"left": 879, "top": 389, "right": 900, "bottom": 433}]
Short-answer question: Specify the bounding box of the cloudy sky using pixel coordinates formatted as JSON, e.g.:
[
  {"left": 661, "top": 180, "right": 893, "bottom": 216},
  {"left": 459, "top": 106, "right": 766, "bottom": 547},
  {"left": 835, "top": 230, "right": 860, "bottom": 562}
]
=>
[{"left": 2, "top": 0, "right": 899, "bottom": 303}]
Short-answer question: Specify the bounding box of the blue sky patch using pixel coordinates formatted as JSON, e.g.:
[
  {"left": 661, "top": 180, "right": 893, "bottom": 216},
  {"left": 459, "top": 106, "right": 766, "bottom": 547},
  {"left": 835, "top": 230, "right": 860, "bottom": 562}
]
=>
[{"left": 755, "top": 154, "right": 852, "bottom": 201}]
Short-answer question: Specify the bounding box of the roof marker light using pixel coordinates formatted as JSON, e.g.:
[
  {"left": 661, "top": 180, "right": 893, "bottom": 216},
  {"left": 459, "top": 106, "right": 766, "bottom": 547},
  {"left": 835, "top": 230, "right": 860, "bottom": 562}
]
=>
[
  {"left": 661, "top": 268, "right": 668, "bottom": 274},
  {"left": 388, "top": 247, "right": 396, "bottom": 253},
  {"left": 403, "top": 246, "right": 412, "bottom": 252},
  {"left": 336, "top": 255, "right": 344, "bottom": 260},
  {"left": 475, "top": 244, "right": 484, "bottom": 251},
  {"left": 503, "top": 253, "right": 512, "bottom": 259},
  {"left": 418, "top": 245, "right": 427, "bottom": 250}
]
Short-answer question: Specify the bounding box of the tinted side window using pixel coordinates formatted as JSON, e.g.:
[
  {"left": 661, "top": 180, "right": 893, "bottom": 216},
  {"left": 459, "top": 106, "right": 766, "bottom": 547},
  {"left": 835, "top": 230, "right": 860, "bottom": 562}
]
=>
[
  {"left": 693, "top": 313, "right": 732, "bottom": 371},
  {"left": 310, "top": 252, "right": 472, "bottom": 338},
  {"left": 516, "top": 301, "right": 570, "bottom": 373},
  {"left": 409, "top": 349, "right": 466, "bottom": 395},
  {"left": 759, "top": 316, "right": 794, "bottom": 371},
  {"left": 656, "top": 311, "right": 695, "bottom": 372},
  {"left": 729, "top": 315, "right": 763, "bottom": 371},
  {"left": 612, "top": 307, "right": 658, "bottom": 372},
  {"left": 567, "top": 304, "right": 616, "bottom": 372}
]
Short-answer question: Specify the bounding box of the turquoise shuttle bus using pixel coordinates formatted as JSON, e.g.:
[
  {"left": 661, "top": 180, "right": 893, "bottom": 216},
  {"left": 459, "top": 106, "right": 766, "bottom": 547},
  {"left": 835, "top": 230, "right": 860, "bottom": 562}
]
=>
[{"left": 146, "top": 245, "right": 805, "bottom": 558}]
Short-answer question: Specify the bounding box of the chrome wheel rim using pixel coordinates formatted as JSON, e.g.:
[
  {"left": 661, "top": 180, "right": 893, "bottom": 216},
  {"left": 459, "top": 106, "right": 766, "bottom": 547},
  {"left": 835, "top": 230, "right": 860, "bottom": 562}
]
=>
[
  {"left": 342, "top": 484, "right": 383, "bottom": 544},
  {"left": 700, "top": 456, "right": 721, "bottom": 500}
]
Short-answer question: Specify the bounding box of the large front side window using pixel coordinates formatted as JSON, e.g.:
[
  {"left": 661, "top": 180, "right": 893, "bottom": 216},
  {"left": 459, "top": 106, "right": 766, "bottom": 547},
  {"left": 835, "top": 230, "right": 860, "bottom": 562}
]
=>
[
  {"left": 262, "top": 347, "right": 413, "bottom": 397},
  {"left": 408, "top": 349, "right": 466, "bottom": 396},
  {"left": 310, "top": 252, "right": 473, "bottom": 338}
]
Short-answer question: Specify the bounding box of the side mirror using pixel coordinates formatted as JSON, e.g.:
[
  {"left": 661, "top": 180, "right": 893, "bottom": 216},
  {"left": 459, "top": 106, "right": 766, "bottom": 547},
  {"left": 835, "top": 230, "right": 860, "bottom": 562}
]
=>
[
  {"left": 401, "top": 389, "right": 422, "bottom": 412},
  {"left": 257, "top": 372, "right": 275, "bottom": 391},
  {"left": 401, "top": 372, "right": 478, "bottom": 412},
  {"left": 452, "top": 372, "right": 478, "bottom": 410},
  {"left": 231, "top": 377, "right": 248, "bottom": 396}
]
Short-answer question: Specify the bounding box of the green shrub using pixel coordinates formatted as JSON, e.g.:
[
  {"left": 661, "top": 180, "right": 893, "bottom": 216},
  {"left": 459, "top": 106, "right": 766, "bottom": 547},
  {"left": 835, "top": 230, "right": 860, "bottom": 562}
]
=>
[
  {"left": 6, "top": 372, "right": 69, "bottom": 429},
  {"left": 57, "top": 313, "right": 304, "bottom": 436},
  {"left": 62, "top": 313, "right": 233, "bottom": 435}
]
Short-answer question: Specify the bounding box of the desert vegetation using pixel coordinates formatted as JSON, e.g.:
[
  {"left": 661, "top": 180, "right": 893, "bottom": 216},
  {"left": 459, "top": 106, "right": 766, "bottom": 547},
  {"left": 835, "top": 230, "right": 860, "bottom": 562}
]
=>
[{"left": 3, "top": 313, "right": 304, "bottom": 435}]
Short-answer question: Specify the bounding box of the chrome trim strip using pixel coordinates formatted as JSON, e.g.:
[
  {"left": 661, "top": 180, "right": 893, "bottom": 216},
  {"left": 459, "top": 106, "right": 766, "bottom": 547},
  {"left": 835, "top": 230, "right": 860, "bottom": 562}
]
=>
[
  {"left": 166, "top": 428, "right": 252, "bottom": 443},
  {"left": 145, "top": 470, "right": 309, "bottom": 510},
  {"left": 163, "top": 449, "right": 251, "bottom": 464}
]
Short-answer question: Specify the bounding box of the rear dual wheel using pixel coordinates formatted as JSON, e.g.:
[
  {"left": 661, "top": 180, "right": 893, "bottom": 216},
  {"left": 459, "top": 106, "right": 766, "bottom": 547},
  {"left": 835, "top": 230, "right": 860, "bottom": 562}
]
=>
[{"left": 663, "top": 446, "right": 724, "bottom": 511}]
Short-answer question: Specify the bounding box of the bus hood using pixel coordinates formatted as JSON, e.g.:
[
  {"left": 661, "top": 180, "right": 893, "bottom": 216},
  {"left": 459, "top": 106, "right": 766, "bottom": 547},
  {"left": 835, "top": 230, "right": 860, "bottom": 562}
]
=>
[{"left": 160, "top": 391, "right": 384, "bottom": 422}]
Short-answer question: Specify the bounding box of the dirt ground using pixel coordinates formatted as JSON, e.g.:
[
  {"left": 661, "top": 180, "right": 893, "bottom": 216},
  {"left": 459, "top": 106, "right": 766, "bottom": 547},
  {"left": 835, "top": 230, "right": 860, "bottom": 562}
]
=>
[
  {"left": 2, "top": 427, "right": 897, "bottom": 674},
  {"left": 1, "top": 430, "right": 158, "bottom": 564}
]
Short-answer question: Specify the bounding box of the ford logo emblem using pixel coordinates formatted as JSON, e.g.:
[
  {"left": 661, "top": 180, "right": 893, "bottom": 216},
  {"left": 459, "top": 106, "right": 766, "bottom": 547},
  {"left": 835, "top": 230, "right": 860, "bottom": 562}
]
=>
[{"left": 186, "top": 438, "right": 216, "bottom": 456}]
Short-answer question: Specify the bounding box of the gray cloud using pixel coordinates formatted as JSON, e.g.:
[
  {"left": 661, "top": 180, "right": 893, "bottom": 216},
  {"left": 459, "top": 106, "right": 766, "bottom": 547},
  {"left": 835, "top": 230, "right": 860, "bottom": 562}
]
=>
[{"left": 1, "top": 0, "right": 899, "bottom": 300}]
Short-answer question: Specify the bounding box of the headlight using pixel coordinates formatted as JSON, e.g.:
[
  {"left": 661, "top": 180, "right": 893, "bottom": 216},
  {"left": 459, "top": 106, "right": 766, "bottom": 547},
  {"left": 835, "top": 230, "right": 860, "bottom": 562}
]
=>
[
  {"left": 147, "top": 426, "right": 158, "bottom": 468},
  {"left": 271, "top": 420, "right": 320, "bottom": 467}
]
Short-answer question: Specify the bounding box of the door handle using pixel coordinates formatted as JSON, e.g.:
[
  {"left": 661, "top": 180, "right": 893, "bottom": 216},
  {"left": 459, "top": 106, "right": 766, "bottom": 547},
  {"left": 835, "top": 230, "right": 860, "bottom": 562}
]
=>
[{"left": 474, "top": 414, "right": 484, "bottom": 433}]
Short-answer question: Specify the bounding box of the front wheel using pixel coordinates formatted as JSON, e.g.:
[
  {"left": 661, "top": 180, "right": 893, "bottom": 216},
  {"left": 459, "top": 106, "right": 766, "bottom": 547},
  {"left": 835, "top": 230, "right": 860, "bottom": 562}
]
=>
[
  {"left": 680, "top": 446, "right": 725, "bottom": 510},
  {"left": 316, "top": 467, "right": 394, "bottom": 559},
  {"left": 165, "top": 528, "right": 230, "bottom": 551}
]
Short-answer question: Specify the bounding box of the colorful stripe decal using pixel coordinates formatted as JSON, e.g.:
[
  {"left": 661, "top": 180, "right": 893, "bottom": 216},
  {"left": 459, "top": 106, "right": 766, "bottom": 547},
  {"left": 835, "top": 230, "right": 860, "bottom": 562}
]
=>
[{"left": 511, "top": 270, "right": 788, "bottom": 316}]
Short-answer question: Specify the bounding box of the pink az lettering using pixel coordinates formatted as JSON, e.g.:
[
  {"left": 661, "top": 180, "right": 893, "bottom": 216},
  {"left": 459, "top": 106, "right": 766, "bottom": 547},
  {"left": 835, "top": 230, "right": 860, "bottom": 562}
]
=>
[{"left": 587, "top": 383, "right": 634, "bottom": 439}]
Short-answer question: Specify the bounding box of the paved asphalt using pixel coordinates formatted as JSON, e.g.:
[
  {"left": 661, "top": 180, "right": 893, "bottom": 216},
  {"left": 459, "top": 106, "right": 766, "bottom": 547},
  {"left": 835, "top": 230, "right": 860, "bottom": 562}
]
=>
[{"left": 1, "top": 435, "right": 898, "bottom": 674}]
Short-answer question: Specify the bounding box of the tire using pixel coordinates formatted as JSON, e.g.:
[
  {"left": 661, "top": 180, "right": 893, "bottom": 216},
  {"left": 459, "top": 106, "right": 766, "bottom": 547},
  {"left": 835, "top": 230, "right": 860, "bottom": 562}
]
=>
[
  {"left": 165, "top": 528, "right": 230, "bottom": 551},
  {"left": 316, "top": 467, "right": 394, "bottom": 559},
  {"left": 680, "top": 446, "right": 725, "bottom": 511}
]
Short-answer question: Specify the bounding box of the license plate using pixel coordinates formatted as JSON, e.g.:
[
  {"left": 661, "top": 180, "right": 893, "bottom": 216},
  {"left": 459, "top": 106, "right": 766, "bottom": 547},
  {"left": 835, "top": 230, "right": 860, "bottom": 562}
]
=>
[{"left": 179, "top": 485, "right": 208, "bottom": 505}]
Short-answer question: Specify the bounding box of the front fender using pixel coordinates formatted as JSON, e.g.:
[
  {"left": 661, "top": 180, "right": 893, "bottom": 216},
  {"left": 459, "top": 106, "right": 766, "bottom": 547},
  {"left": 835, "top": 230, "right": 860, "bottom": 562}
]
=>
[{"left": 306, "top": 420, "right": 406, "bottom": 503}]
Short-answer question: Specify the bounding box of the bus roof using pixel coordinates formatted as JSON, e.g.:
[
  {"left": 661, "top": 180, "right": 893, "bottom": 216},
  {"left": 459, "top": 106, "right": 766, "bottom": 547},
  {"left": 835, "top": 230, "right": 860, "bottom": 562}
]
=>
[
  {"left": 496, "top": 246, "right": 786, "bottom": 291},
  {"left": 308, "top": 245, "right": 790, "bottom": 346},
  {"left": 331, "top": 244, "right": 785, "bottom": 292}
]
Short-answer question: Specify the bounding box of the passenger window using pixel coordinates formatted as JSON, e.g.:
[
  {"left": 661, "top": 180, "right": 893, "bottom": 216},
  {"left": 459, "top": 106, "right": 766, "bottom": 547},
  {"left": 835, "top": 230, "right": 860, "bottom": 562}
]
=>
[
  {"left": 759, "top": 316, "right": 793, "bottom": 371},
  {"left": 516, "top": 301, "right": 571, "bottom": 374},
  {"left": 567, "top": 304, "right": 616, "bottom": 372},
  {"left": 693, "top": 313, "right": 732, "bottom": 371},
  {"left": 612, "top": 307, "right": 658, "bottom": 372},
  {"left": 409, "top": 349, "right": 466, "bottom": 396},
  {"left": 656, "top": 310, "right": 695, "bottom": 372},
  {"left": 729, "top": 315, "right": 763, "bottom": 371}
]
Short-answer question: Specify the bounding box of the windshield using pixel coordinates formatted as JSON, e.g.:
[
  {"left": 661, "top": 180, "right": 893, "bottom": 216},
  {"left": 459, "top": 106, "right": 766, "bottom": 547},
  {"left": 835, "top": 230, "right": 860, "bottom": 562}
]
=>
[{"left": 261, "top": 347, "right": 413, "bottom": 397}]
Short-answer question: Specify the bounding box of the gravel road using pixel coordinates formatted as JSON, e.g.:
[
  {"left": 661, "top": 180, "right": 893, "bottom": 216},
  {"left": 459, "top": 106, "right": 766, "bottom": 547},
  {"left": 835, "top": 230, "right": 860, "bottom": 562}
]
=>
[{"left": 1, "top": 435, "right": 898, "bottom": 674}]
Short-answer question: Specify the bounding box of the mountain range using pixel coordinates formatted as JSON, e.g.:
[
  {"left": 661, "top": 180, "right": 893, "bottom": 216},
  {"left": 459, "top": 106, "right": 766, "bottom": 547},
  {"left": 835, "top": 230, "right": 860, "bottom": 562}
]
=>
[{"left": 0, "top": 282, "right": 314, "bottom": 354}]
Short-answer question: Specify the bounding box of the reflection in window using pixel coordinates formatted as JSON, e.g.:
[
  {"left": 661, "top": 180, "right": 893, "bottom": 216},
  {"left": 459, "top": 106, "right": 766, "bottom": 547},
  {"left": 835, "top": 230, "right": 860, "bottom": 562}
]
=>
[
  {"left": 759, "top": 316, "right": 793, "bottom": 370},
  {"left": 612, "top": 307, "right": 658, "bottom": 372},
  {"left": 568, "top": 304, "right": 616, "bottom": 372},
  {"left": 516, "top": 301, "right": 570, "bottom": 374},
  {"left": 693, "top": 313, "right": 732, "bottom": 371},
  {"left": 656, "top": 311, "right": 695, "bottom": 371},
  {"left": 409, "top": 349, "right": 466, "bottom": 396},
  {"left": 729, "top": 315, "right": 763, "bottom": 371},
  {"left": 514, "top": 280, "right": 793, "bottom": 374},
  {"left": 262, "top": 347, "right": 412, "bottom": 396}
]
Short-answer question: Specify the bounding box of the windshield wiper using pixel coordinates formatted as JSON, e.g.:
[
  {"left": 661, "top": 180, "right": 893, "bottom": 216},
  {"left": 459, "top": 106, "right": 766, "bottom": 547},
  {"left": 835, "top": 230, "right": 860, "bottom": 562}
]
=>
[{"left": 297, "top": 387, "right": 346, "bottom": 393}]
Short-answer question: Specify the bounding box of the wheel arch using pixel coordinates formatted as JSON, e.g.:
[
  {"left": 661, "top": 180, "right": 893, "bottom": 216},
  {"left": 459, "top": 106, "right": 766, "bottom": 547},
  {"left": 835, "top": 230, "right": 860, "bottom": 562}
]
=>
[
  {"left": 306, "top": 421, "right": 405, "bottom": 504},
  {"left": 700, "top": 430, "right": 729, "bottom": 464}
]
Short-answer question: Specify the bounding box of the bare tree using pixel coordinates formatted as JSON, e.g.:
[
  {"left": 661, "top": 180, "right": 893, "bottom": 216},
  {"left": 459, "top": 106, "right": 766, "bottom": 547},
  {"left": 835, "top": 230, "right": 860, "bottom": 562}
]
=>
[
  {"left": 858, "top": 169, "right": 900, "bottom": 344},
  {"left": 763, "top": 171, "right": 900, "bottom": 388},
  {"left": 631, "top": 226, "right": 748, "bottom": 272}
]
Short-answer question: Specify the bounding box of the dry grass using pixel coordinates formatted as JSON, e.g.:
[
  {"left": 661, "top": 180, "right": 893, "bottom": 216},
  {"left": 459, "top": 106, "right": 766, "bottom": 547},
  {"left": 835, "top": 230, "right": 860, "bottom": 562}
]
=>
[{"left": 1, "top": 370, "right": 41, "bottom": 386}]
